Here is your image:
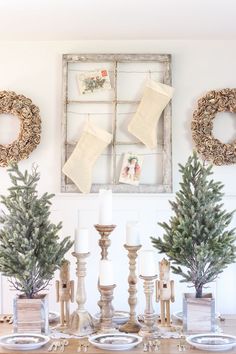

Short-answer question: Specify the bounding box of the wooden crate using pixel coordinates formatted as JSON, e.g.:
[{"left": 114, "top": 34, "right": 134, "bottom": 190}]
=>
[{"left": 13, "top": 294, "right": 49, "bottom": 334}]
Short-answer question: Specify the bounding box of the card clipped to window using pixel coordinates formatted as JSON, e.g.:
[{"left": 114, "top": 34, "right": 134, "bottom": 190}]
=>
[
  {"left": 119, "top": 153, "right": 143, "bottom": 186},
  {"left": 77, "top": 69, "right": 111, "bottom": 95}
]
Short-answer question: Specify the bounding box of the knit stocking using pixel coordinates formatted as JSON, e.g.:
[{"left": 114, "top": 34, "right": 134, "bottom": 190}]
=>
[
  {"left": 62, "top": 121, "right": 112, "bottom": 193},
  {"left": 128, "top": 80, "right": 174, "bottom": 149}
]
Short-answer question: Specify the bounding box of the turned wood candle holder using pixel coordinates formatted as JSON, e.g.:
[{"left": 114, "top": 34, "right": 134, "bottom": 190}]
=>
[
  {"left": 99, "top": 284, "right": 117, "bottom": 333},
  {"left": 139, "top": 275, "right": 159, "bottom": 339},
  {"left": 120, "top": 244, "right": 141, "bottom": 333},
  {"left": 94, "top": 224, "right": 116, "bottom": 313},
  {"left": 67, "top": 252, "right": 94, "bottom": 336},
  {"left": 94, "top": 224, "right": 116, "bottom": 260}
]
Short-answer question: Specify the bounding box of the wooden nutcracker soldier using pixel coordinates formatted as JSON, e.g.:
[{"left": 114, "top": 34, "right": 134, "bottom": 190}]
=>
[
  {"left": 156, "top": 258, "right": 175, "bottom": 328},
  {"left": 56, "top": 259, "right": 74, "bottom": 328}
]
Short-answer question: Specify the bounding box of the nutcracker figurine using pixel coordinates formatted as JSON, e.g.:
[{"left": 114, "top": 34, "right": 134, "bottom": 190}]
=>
[
  {"left": 56, "top": 259, "right": 74, "bottom": 328},
  {"left": 156, "top": 258, "right": 175, "bottom": 327}
]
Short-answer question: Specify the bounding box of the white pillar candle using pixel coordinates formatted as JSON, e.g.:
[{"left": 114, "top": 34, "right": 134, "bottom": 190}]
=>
[
  {"left": 99, "top": 189, "right": 112, "bottom": 225},
  {"left": 126, "top": 221, "right": 140, "bottom": 246},
  {"left": 77, "top": 209, "right": 80, "bottom": 229},
  {"left": 139, "top": 250, "right": 157, "bottom": 277},
  {"left": 74, "top": 228, "right": 89, "bottom": 253},
  {"left": 99, "top": 260, "right": 115, "bottom": 286}
]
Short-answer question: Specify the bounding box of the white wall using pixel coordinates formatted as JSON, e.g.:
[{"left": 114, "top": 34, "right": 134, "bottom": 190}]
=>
[{"left": 0, "top": 40, "right": 236, "bottom": 316}]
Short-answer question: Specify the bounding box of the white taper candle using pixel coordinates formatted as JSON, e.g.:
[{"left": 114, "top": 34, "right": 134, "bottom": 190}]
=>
[
  {"left": 74, "top": 228, "right": 89, "bottom": 253},
  {"left": 139, "top": 250, "right": 157, "bottom": 277},
  {"left": 99, "top": 189, "right": 112, "bottom": 225},
  {"left": 99, "top": 260, "right": 115, "bottom": 286},
  {"left": 126, "top": 221, "right": 140, "bottom": 246}
]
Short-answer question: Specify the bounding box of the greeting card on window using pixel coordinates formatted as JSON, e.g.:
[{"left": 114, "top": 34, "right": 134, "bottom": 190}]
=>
[
  {"left": 119, "top": 153, "right": 143, "bottom": 186},
  {"left": 77, "top": 69, "right": 111, "bottom": 95}
]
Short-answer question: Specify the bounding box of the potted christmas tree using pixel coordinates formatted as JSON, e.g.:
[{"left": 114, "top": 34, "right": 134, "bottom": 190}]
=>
[
  {"left": 151, "top": 153, "right": 236, "bottom": 333},
  {"left": 0, "top": 164, "right": 73, "bottom": 334}
]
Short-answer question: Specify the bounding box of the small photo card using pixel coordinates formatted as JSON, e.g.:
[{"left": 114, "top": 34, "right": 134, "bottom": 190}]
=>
[
  {"left": 77, "top": 69, "right": 111, "bottom": 95},
  {"left": 119, "top": 153, "right": 143, "bottom": 186}
]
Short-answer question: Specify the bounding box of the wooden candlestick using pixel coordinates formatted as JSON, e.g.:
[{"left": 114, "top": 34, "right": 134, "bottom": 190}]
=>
[
  {"left": 99, "top": 284, "right": 116, "bottom": 333},
  {"left": 120, "top": 244, "right": 141, "bottom": 333},
  {"left": 139, "top": 275, "right": 159, "bottom": 338},
  {"left": 67, "top": 252, "right": 94, "bottom": 336},
  {"left": 94, "top": 224, "right": 116, "bottom": 314},
  {"left": 94, "top": 224, "right": 116, "bottom": 260}
]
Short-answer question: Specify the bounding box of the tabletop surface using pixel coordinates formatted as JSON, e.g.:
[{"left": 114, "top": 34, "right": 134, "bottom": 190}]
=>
[{"left": 0, "top": 316, "right": 236, "bottom": 353}]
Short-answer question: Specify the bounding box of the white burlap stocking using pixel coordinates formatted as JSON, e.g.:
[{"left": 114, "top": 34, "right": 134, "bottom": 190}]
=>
[
  {"left": 128, "top": 80, "right": 174, "bottom": 149},
  {"left": 62, "top": 121, "right": 112, "bottom": 193}
]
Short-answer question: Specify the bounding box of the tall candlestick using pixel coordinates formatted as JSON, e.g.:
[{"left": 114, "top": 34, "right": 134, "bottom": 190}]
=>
[
  {"left": 99, "top": 189, "right": 112, "bottom": 225},
  {"left": 139, "top": 250, "right": 157, "bottom": 277},
  {"left": 139, "top": 275, "right": 159, "bottom": 338},
  {"left": 68, "top": 252, "right": 94, "bottom": 336},
  {"left": 120, "top": 244, "right": 141, "bottom": 333},
  {"left": 74, "top": 228, "right": 89, "bottom": 253},
  {"left": 94, "top": 224, "right": 116, "bottom": 260},
  {"left": 126, "top": 221, "right": 140, "bottom": 246}
]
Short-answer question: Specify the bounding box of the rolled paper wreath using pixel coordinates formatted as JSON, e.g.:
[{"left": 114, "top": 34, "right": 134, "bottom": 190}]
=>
[
  {"left": 192, "top": 88, "right": 236, "bottom": 165},
  {"left": 0, "top": 91, "right": 41, "bottom": 167}
]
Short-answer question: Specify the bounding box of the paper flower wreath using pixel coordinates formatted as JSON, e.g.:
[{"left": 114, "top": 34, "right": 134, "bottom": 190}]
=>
[
  {"left": 0, "top": 91, "right": 41, "bottom": 167},
  {"left": 192, "top": 88, "right": 236, "bottom": 165}
]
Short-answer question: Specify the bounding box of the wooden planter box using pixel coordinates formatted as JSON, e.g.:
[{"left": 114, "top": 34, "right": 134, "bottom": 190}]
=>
[
  {"left": 183, "top": 293, "right": 216, "bottom": 334},
  {"left": 13, "top": 294, "right": 49, "bottom": 334}
]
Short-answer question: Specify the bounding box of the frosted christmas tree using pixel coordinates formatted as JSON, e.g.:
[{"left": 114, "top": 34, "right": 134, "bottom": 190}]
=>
[
  {"left": 0, "top": 164, "right": 73, "bottom": 298},
  {"left": 152, "top": 152, "right": 236, "bottom": 298}
]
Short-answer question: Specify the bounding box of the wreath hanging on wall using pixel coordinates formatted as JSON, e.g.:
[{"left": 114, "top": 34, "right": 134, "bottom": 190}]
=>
[
  {"left": 0, "top": 91, "right": 41, "bottom": 167},
  {"left": 192, "top": 88, "right": 236, "bottom": 165}
]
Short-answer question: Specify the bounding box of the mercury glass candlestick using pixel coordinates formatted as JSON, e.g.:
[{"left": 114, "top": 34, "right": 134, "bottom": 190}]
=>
[
  {"left": 139, "top": 275, "right": 159, "bottom": 338},
  {"left": 68, "top": 252, "right": 94, "bottom": 336},
  {"left": 99, "top": 284, "right": 117, "bottom": 333},
  {"left": 120, "top": 244, "right": 141, "bottom": 333}
]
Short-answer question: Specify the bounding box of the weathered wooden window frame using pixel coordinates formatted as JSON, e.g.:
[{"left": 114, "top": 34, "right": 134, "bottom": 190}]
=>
[{"left": 61, "top": 53, "right": 172, "bottom": 193}]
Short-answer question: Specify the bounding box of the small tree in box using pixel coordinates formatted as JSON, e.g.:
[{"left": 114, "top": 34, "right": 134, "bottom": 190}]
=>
[
  {"left": 0, "top": 164, "right": 73, "bottom": 299},
  {"left": 151, "top": 153, "right": 236, "bottom": 298}
]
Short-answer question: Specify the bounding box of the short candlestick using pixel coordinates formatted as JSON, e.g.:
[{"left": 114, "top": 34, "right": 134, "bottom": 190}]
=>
[
  {"left": 139, "top": 275, "right": 159, "bottom": 339},
  {"left": 94, "top": 224, "right": 116, "bottom": 313},
  {"left": 68, "top": 252, "right": 94, "bottom": 336},
  {"left": 120, "top": 244, "right": 141, "bottom": 333},
  {"left": 99, "top": 284, "right": 117, "bottom": 333}
]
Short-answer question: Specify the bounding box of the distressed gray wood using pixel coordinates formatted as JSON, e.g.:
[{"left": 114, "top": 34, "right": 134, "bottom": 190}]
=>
[
  {"left": 162, "top": 59, "right": 172, "bottom": 193},
  {"left": 61, "top": 53, "right": 172, "bottom": 193},
  {"left": 63, "top": 183, "right": 168, "bottom": 194},
  {"left": 63, "top": 53, "right": 170, "bottom": 63},
  {"left": 112, "top": 60, "right": 118, "bottom": 184},
  {"left": 67, "top": 100, "right": 144, "bottom": 104},
  {"left": 61, "top": 58, "right": 68, "bottom": 193}
]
